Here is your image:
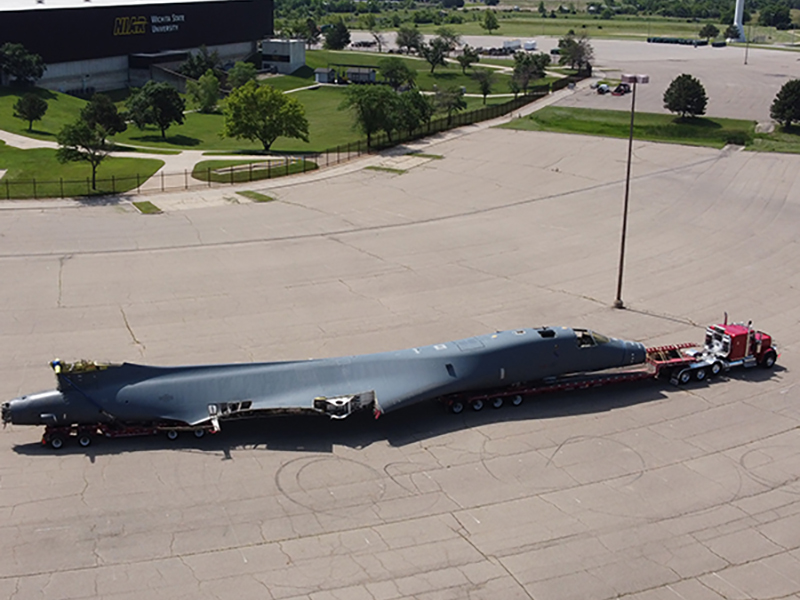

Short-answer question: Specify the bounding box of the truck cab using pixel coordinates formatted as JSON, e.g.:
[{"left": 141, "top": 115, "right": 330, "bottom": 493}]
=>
[{"left": 704, "top": 322, "right": 777, "bottom": 367}]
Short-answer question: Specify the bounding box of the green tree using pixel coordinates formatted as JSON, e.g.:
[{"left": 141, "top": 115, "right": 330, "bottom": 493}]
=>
[
  {"left": 222, "top": 80, "right": 309, "bottom": 151},
  {"left": 324, "top": 19, "right": 351, "bottom": 50},
  {"left": 56, "top": 119, "right": 109, "bottom": 190},
  {"left": 538, "top": 1, "right": 547, "bottom": 15},
  {"left": 179, "top": 45, "right": 221, "bottom": 80},
  {"left": 420, "top": 38, "right": 449, "bottom": 74},
  {"left": 663, "top": 74, "right": 707, "bottom": 119},
  {"left": 81, "top": 93, "right": 126, "bottom": 144},
  {"left": 456, "top": 45, "right": 480, "bottom": 75},
  {"left": 228, "top": 61, "right": 258, "bottom": 89},
  {"left": 394, "top": 89, "right": 434, "bottom": 136},
  {"left": 126, "top": 81, "right": 186, "bottom": 138},
  {"left": 301, "top": 17, "right": 321, "bottom": 48},
  {"left": 698, "top": 23, "right": 720, "bottom": 40},
  {"left": 513, "top": 51, "right": 550, "bottom": 93},
  {"left": 770, "top": 79, "right": 800, "bottom": 129},
  {"left": 472, "top": 69, "right": 496, "bottom": 105},
  {"left": 396, "top": 25, "right": 423, "bottom": 54},
  {"left": 434, "top": 26, "right": 461, "bottom": 53},
  {"left": 186, "top": 69, "right": 220, "bottom": 113},
  {"left": 378, "top": 57, "right": 416, "bottom": 91},
  {"left": 363, "top": 14, "right": 386, "bottom": 53},
  {"left": 724, "top": 24, "right": 742, "bottom": 39},
  {"left": 340, "top": 85, "right": 397, "bottom": 147},
  {"left": 758, "top": 3, "right": 791, "bottom": 28},
  {"left": 13, "top": 93, "right": 47, "bottom": 131},
  {"left": 481, "top": 10, "right": 500, "bottom": 34},
  {"left": 0, "top": 43, "right": 45, "bottom": 85},
  {"left": 434, "top": 86, "right": 467, "bottom": 126},
  {"left": 558, "top": 32, "right": 594, "bottom": 71}
]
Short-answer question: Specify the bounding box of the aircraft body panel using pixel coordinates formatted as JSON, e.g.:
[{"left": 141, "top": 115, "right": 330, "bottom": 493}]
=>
[{"left": 3, "top": 327, "right": 646, "bottom": 428}]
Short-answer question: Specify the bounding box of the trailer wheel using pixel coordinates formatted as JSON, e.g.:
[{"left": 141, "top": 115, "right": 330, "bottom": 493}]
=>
[
  {"left": 511, "top": 395, "right": 523, "bottom": 407},
  {"left": 78, "top": 434, "right": 92, "bottom": 448},
  {"left": 695, "top": 368, "right": 707, "bottom": 382},
  {"left": 166, "top": 430, "right": 179, "bottom": 440},
  {"left": 491, "top": 398, "right": 504, "bottom": 409},
  {"left": 48, "top": 434, "right": 65, "bottom": 450},
  {"left": 761, "top": 351, "right": 777, "bottom": 369},
  {"left": 678, "top": 370, "right": 692, "bottom": 385},
  {"left": 450, "top": 401, "right": 464, "bottom": 415},
  {"left": 471, "top": 399, "right": 485, "bottom": 412},
  {"left": 193, "top": 429, "right": 205, "bottom": 439},
  {"left": 710, "top": 361, "right": 723, "bottom": 377}
]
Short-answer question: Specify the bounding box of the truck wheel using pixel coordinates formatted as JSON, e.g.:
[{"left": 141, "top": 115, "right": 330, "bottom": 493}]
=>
[
  {"left": 471, "top": 399, "right": 484, "bottom": 412},
  {"left": 193, "top": 429, "right": 205, "bottom": 438},
  {"left": 761, "top": 351, "right": 777, "bottom": 369},
  {"left": 695, "top": 368, "right": 707, "bottom": 382},
  {"left": 511, "top": 395, "right": 523, "bottom": 407},
  {"left": 678, "top": 370, "right": 692, "bottom": 385},
  {"left": 710, "top": 361, "right": 723, "bottom": 377},
  {"left": 491, "top": 398, "right": 504, "bottom": 409},
  {"left": 49, "top": 434, "right": 65, "bottom": 450},
  {"left": 166, "top": 430, "right": 179, "bottom": 440},
  {"left": 78, "top": 434, "right": 92, "bottom": 448},
  {"left": 450, "top": 401, "right": 464, "bottom": 415}
]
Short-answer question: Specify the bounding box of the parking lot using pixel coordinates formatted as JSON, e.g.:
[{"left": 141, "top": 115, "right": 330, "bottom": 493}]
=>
[{"left": 1, "top": 40, "right": 799, "bottom": 600}]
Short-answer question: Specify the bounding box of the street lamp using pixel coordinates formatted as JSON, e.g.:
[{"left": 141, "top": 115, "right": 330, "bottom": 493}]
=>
[{"left": 613, "top": 73, "right": 649, "bottom": 309}]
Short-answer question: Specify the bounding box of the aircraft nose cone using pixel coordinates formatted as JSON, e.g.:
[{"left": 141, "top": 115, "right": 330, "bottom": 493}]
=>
[
  {"left": 1, "top": 401, "right": 11, "bottom": 424},
  {"left": 628, "top": 341, "right": 647, "bottom": 365}
]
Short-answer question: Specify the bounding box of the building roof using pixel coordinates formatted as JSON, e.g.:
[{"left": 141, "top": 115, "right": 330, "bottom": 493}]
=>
[{"left": 1, "top": 0, "right": 238, "bottom": 11}]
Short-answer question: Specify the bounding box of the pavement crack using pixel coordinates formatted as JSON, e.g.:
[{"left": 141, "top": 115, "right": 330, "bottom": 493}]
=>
[
  {"left": 57, "top": 254, "right": 72, "bottom": 308},
  {"left": 120, "top": 306, "right": 146, "bottom": 356}
]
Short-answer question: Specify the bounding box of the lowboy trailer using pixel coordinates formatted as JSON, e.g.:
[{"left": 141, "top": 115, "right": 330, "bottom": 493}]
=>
[{"left": 442, "top": 316, "right": 778, "bottom": 413}]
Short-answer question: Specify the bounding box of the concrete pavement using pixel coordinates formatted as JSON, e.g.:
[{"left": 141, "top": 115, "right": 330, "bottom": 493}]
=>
[{"left": 1, "top": 40, "right": 799, "bottom": 600}]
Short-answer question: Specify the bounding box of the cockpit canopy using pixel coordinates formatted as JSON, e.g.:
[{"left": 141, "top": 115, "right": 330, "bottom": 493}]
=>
[{"left": 575, "top": 329, "right": 610, "bottom": 347}]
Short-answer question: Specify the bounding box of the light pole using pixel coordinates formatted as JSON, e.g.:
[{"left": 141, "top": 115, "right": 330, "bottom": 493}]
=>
[{"left": 613, "top": 73, "right": 649, "bottom": 309}]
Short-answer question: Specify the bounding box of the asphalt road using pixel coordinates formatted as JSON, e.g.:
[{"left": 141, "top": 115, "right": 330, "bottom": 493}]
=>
[{"left": 1, "top": 43, "right": 799, "bottom": 600}]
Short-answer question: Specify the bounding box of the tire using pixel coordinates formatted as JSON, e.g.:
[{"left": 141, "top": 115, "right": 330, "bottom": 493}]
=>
[
  {"left": 511, "top": 395, "right": 523, "bottom": 407},
  {"left": 49, "top": 434, "right": 65, "bottom": 450},
  {"left": 78, "top": 434, "right": 92, "bottom": 448},
  {"left": 193, "top": 429, "right": 205, "bottom": 438},
  {"left": 710, "top": 361, "right": 723, "bottom": 377},
  {"left": 695, "top": 368, "right": 707, "bottom": 382},
  {"left": 491, "top": 397, "right": 504, "bottom": 409},
  {"left": 450, "top": 401, "right": 464, "bottom": 415},
  {"left": 166, "top": 430, "right": 179, "bottom": 440},
  {"left": 678, "top": 370, "right": 692, "bottom": 385},
  {"left": 471, "top": 399, "right": 484, "bottom": 412},
  {"left": 761, "top": 351, "right": 777, "bottom": 369}
]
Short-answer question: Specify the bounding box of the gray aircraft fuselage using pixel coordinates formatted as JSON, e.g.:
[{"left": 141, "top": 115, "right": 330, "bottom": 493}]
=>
[{"left": 3, "top": 327, "right": 646, "bottom": 429}]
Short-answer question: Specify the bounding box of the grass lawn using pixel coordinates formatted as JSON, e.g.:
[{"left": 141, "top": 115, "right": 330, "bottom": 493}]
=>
[
  {"left": 0, "top": 140, "right": 164, "bottom": 199},
  {"left": 750, "top": 128, "right": 800, "bottom": 154},
  {"left": 414, "top": 14, "right": 800, "bottom": 44},
  {"left": 499, "top": 106, "right": 756, "bottom": 148},
  {"left": 0, "top": 86, "right": 87, "bottom": 142},
  {"left": 113, "top": 86, "right": 514, "bottom": 153},
  {"left": 270, "top": 49, "right": 518, "bottom": 95}
]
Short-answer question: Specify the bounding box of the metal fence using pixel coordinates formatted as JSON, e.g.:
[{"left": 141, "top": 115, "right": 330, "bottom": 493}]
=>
[{"left": 2, "top": 87, "right": 562, "bottom": 200}]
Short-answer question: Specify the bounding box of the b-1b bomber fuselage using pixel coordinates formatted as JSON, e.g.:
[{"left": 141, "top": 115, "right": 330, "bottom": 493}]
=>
[{"left": 2, "top": 327, "right": 646, "bottom": 432}]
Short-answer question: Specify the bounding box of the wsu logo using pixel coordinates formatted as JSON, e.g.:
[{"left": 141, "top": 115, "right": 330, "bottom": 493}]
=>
[{"left": 114, "top": 16, "right": 146, "bottom": 36}]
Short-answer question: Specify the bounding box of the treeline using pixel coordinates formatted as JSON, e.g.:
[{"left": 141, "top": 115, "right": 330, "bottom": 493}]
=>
[{"left": 275, "top": 0, "right": 799, "bottom": 28}]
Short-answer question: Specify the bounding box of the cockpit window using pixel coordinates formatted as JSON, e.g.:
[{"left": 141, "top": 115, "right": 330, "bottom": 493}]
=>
[{"left": 575, "top": 329, "right": 609, "bottom": 347}]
